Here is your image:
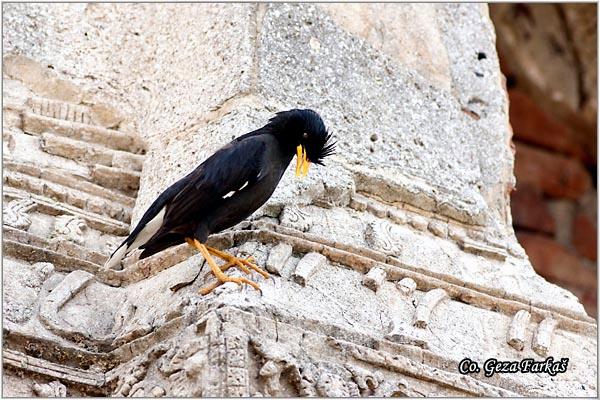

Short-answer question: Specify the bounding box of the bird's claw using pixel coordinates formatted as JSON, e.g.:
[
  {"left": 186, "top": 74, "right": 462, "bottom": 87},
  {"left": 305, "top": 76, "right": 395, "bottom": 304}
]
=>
[{"left": 198, "top": 275, "right": 262, "bottom": 295}]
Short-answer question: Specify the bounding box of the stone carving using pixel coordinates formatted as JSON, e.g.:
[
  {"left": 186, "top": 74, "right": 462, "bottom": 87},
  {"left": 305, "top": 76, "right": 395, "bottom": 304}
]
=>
[
  {"left": 413, "top": 288, "right": 449, "bottom": 328},
  {"left": 258, "top": 359, "right": 288, "bottom": 396},
  {"left": 292, "top": 252, "right": 326, "bottom": 286},
  {"left": 38, "top": 270, "right": 114, "bottom": 348},
  {"left": 32, "top": 380, "right": 67, "bottom": 397},
  {"left": 110, "top": 300, "right": 153, "bottom": 348},
  {"left": 149, "top": 386, "right": 166, "bottom": 397},
  {"left": 364, "top": 220, "right": 403, "bottom": 254},
  {"left": 28, "top": 96, "right": 91, "bottom": 124},
  {"left": 3, "top": 260, "right": 55, "bottom": 322},
  {"left": 315, "top": 370, "right": 358, "bottom": 397},
  {"left": 458, "top": 237, "right": 508, "bottom": 261},
  {"left": 157, "top": 337, "right": 208, "bottom": 396},
  {"left": 366, "top": 201, "right": 388, "bottom": 218},
  {"left": 251, "top": 338, "right": 319, "bottom": 397},
  {"left": 280, "top": 205, "right": 313, "bottom": 232},
  {"left": 428, "top": 220, "right": 448, "bottom": 238},
  {"left": 3, "top": 198, "right": 36, "bottom": 229},
  {"left": 265, "top": 242, "right": 293, "bottom": 275},
  {"left": 507, "top": 310, "right": 531, "bottom": 351},
  {"left": 112, "top": 344, "right": 169, "bottom": 397},
  {"left": 362, "top": 266, "right": 386, "bottom": 291},
  {"left": 344, "top": 364, "right": 383, "bottom": 396},
  {"left": 349, "top": 194, "right": 368, "bottom": 212},
  {"left": 113, "top": 358, "right": 150, "bottom": 397},
  {"left": 396, "top": 277, "right": 417, "bottom": 296},
  {"left": 375, "top": 379, "right": 426, "bottom": 397},
  {"left": 52, "top": 215, "right": 88, "bottom": 245},
  {"left": 532, "top": 317, "right": 558, "bottom": 356},
  {"left": 388, "top": 208, "right": 407, "bottom": 225},
  {"left": 408, "top": 215, "right": 429, "bottom": 231}
]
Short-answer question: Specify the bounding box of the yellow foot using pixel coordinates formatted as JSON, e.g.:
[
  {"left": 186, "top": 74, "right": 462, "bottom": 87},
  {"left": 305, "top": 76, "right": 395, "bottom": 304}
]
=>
[
  {"left": 185, "top": 238, "right": 265, "bottom": 295},
  {"left": 198, "top": 274, "right": 261, "bottom": 295},
  {"left": 206, "top": 246, "right": 270, "bottom": 279}
]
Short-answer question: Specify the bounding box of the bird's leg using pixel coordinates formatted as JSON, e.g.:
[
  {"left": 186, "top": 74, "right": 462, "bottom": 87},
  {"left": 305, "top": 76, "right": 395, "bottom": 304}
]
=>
[
  {"left": 205, "top": 246, "right": 270, "bottom": 279},
  {"left": 185, "top": 238, "right": 249, "bottom": 273},
  {"left": 186, "top": 238, "right": 260, "bottom": 295},
  {"left": 197, "top": 255, "right": 261, "bottom": 294}
]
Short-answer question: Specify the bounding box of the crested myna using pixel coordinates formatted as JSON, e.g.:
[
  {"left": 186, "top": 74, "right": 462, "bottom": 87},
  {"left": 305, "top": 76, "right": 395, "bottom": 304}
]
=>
[{"left": 105, "top": 109, "right": 335, "bottom": 294}]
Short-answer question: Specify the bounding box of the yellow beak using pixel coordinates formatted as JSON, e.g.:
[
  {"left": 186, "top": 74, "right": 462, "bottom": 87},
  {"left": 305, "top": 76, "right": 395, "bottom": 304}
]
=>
[{"left": 295, "top": 145, "right": 310, "bottom": 178}]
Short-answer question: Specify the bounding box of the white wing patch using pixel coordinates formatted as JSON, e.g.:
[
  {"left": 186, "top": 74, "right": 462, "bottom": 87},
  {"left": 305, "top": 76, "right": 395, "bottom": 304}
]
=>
[
  {"left": 104, "top": 206, "right": 166, "bottom": 270},
  {"left": 130, "top": 207, "right": 166, "bottom": 249},
  {"left": 223, "top": 191, "right": 236, "bottom": 199},
  {"left": 239, "top": 181, "right": 249, "bottom": 191}
]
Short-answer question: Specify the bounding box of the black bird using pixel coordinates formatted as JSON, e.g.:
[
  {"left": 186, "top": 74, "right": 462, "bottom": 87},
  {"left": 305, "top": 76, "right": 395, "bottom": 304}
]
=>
[{"left": 105, "top": 109, "right": 335, "bottom": 294}]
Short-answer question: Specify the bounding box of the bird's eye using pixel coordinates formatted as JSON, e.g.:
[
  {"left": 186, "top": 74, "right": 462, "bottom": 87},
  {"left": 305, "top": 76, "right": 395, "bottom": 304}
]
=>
[{"left": 302, "top": 132, "right": 308, "bottom": 140}]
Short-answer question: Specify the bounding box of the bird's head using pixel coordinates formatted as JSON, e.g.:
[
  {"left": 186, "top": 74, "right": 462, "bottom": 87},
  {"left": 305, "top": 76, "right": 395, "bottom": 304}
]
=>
[{"left": 268, "top": 109, "right": 336, "bottom": 178}]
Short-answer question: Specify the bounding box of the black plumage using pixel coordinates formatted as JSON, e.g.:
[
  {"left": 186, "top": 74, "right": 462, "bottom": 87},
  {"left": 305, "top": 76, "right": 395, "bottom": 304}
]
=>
[{"left": 105, "top": 109, "right": 334, "bottom": 293}]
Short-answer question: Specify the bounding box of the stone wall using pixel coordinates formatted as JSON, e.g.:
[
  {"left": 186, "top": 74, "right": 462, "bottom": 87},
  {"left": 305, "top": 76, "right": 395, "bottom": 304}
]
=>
[
  {"left": 490, "top": 4, "right": 598, "bottom": 317},
  {"left": 3, "top": 3, "right": 597, "bottom": 397}
]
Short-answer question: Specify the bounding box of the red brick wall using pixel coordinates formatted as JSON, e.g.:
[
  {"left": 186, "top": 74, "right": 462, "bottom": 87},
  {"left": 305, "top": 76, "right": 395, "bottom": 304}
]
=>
[{"left": 508, "top": 88, "right": 597, "bottom": 317}]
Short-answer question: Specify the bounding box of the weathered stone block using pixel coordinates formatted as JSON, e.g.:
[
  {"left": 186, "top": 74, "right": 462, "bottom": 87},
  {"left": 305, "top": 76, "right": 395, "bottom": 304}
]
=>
[
  {"left": 265, "top": 243, "right": 293, "bottom": 276},
  {"left": 362, "top": 266, "right": 386, "bottom": 292},
  {"left": 292, "top": 252, "right": 326, "bottom": 286}
]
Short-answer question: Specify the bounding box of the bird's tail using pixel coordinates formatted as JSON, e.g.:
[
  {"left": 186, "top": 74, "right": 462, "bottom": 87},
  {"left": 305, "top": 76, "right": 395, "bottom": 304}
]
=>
[
  {"left": 103, "top": 207, "right": 167, "bottom": 270},
  {"left": 104, "top": 240, "right": 130, "bottom": 270}
]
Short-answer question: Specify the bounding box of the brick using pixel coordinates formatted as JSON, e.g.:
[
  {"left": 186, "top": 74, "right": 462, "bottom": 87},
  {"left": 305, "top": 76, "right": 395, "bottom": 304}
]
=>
[
  {"left": 547, "top": 200, "right": 576, "bottom": 248},
  {"left": 564, "top": 284, "right": 597, "bottom": 319},
  {"left": 508, "top": 89, "right": 586, "bottom": 159},
  {"left": 573, "top": 213, "right": 597, "bottom": 262},
  {"left": 510, "top": 184, "right": 555, "bottom": 234},
  {"left": 513, "top": 142, "right": 591, "bottom": 199},
  {"left": 516, "top": 232, "right": 596, "bottom": 289}
]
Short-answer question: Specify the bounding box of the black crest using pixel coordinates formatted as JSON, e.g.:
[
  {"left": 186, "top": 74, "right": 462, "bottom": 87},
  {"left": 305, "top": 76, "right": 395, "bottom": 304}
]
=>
[{"left": 269, "top": 109, "right": 336, "bottom": 165}]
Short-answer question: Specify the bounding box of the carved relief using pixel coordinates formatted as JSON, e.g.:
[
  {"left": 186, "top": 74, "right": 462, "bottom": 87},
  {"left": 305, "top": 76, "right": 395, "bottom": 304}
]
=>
[
  {"left": 52, "top": 215, "right": 88, "bottom": 246},
  {"left": 38, "top": 270, "right": 116, "bottom": 348},
  {"left": 396, "top": 277, "right": 417, "bottom": 296},
  {"left": 344, "top": 364, "right": 383, "bottom": 396},
  {"left": 156, "top": 337, "right": 208, "bottom": 397},
  {"left": 362, "top": 266, "right": 387, "bottom": 292},
  {"left": 224, "top": 334, "right": 250, "bottom": 397},
  {"left": 27, "top": 96, "right": 91, "bottom": 124},
  {"left": 265, "top": 242, "right": 293, "bottom": 276},
  {"left": 110, "top": 300, "right": 153, "bottom": 348},
  {"left": 364, "top": 220, "right": 402, "bottom": 254},
  {"left": 413, "top": 288, "right": 448, "bottom": 328},
  {"left": 532, "top": 317, "right": 558, "bottom": 356},
  {"left": 507, "top": 310, "right": 531, "bottom": 351},
  {"left": 375, "top": 379, "right": 426, "bottom": 397},
  {"left": 3, "top": 261, "right": 54, "bottom": 324},
  {"left": 2, "top": 18, "right": 597, "bottom": 399},
  {"left": 280, "top": 205, "right": 313, "bottom": 232},
  {"left": 258, "top": 359, "right": 287, "bottom": 396},
  {"left": 315, "top": 370, "right": 356, "bottom": 397},
  {"left": 32, "top": 380, "right": 67, "bottom": 397},
  {"left": 3, "top": 198, "right": 36, "bottom": 230},
  {"left": 112, "top": 344, "right": 169, "bottom": 397},
  {"left": 251, "top": 338, "right": 315, "bottom": 397},
  {"left": 292, "top": 252, "right": 326, "bottom": 286}
]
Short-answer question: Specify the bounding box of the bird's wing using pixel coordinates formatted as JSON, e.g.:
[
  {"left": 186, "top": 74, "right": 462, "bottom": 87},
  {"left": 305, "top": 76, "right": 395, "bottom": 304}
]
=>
[{"left": 161, "top": 136, "right": 266, "bottom": 229}]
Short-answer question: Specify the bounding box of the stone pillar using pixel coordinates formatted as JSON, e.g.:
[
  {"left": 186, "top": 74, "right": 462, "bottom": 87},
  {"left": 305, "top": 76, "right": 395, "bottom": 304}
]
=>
[{"left": 3, "top": 3, "right": 597, "bottom": 397}]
